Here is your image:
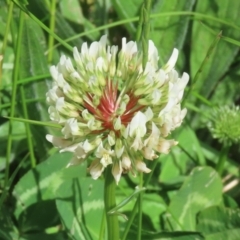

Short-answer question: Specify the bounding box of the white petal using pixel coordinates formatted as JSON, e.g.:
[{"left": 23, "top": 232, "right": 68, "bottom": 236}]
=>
[
  {"left": 56, "top": 97, "right": 65, "bottom": 111},
  {"left": 135, "top": 161, "right": 151, "bottom": 173},
  {"left": 129, "top": 111, "right": 147, "bottom": 137},
  {"left": 155, "top": 139, "right": 177, "bottom": 154},
  {"left": 112, "top": 161, "right": 122, "bottom": 185},
  {"left": 148, "top": 40, "right": 159, "bottom": 67},
  {"left": 81, "top": 42, "right": 88, "bottom": 55},
  {"left": 73, "top": 46, "right": 81, "bottom": 62},
  {"left": 62, "top": 118, "right": 79, "bottom": 138},
  {"left": 163, "top": 48, "right": 178, "bottom": 73},
  {"left": 144, "top": 107, "right": 153, "bottom": 121},
  {"left": 46, "top": 134, "right": 71, "bottom": 148},
  {"left": 88, "top": 159, "right": 104, "bottom": 180},
  {"left": 50, "top": 66, "right": 58, "bottom": 81},
  {"left": 48, "top": 106, "right": 60, "bottom": 122},
  {"left": 122, "top": 155, "right": 131, "bottom": 170}
]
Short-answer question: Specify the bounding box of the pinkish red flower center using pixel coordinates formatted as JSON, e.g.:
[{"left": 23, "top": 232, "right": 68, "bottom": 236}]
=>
[{"left": 83, "top": 80, "right": 144, "bottom": 132}]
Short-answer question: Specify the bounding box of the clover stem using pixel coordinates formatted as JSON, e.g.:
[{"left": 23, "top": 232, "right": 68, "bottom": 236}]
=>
[{"left": 104, "top": 165, "right": 119, "bottom": 240}]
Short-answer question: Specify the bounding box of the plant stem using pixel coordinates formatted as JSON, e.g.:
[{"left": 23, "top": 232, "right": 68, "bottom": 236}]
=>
[
  {"left": 137, "top": 172, "right": 143, "bottom": 240},
  {"left": 5, "top": 9, "right": 24, "bottom": 189},
  {"left": 99, "top": 210, "right": 106, "bottom": 240},
  {"left": 135, "top": 3, "right": 144, "bottom": 42},
  {"left": 104, "top": 166, "right": 119, "bottom": 240},
  {"left": 142, "top": 0, "right": 152, "bottom": 69},
  {"left": 122, "top": 158, "right": 159, "bottom": 240},
  {"left": 216, "top": 144, "right": 230, "bottom": 176},
  {"left": 47, "top": 0, "right": 57, "bottom": 63}
]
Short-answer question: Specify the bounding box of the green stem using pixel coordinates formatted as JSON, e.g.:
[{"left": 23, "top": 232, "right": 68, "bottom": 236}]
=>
[
  {"left": 104, "top": 166, "right": 119, "bottom": 240},
  {"left": 5, "top": 9, "right": 24, "bottom": 189},
  {"left": 47, "top": 0, "right": 57, "bottom": 63},
  {"left": 99, "top": 211, "right": 106, "bottom": 240},
  {"left": 135, "top": 3, "right": 144, "bottom": 42},
  {"left": 137, "top": 172, "right": 143, "bottom": 240},
  {"left": 216, "top": 144, "right": 230, "bottom": 176},
  {"left": 122, "top": 158, "right": 159, "bottom": 240},
  {"left": 51, "top": 11, "right": 240, "bottom": 51},
  {"left": 142, "top": 0, "right": 152, "bottom": 70}
]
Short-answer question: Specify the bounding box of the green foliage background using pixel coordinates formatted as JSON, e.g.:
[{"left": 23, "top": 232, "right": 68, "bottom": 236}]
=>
[{"left": 0, "top": 0, "right": 240, "bottom": 239}]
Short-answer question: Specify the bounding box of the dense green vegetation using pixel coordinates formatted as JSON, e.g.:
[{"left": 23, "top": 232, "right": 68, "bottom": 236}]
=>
[{"left": 0, "top": 0, "right": 240, "bottom": 239}]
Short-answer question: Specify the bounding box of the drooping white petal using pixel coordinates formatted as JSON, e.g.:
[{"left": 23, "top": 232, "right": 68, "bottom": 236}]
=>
[
  {"left": 155, "top": 139, "right": 177, "bottom": 154},
  {"left": 46, "top": 134, "right": 71, "bottom": 148},
  {"left": 112, "top": 161, "right": 122, "bottom": 184},
  {"left": 88, "top": 159, "right": 104, "bottom": 180},
  {"left": 135, "top": 161, "right": 151, "bottom": 173},
  {"left": 122, "top": 155, "right": 131, "bottom": 170}
]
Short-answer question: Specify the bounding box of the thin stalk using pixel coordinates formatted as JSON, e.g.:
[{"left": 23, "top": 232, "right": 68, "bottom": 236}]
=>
[
  {"left": 0, "top": 97, "right": 45, "bottom": 110},
  {"left": 142, "top": 0, "right": 152, "bottom": 69},
  {"left": 5, "top": 9, "right": 24, "bottom": 189},
  {"left": 122, "top": 158, "right": 159, "bottom": 240},
  {"left": 20, "top": 85, "right": 36, "bottom": 168},
  {"left": 104, "top": 166, "right": 119, "bottom": 240},
  {"left": 0, "top": 1, "right": 14, "bottom": 106},
  {"left": 135, "top": 3, "right": 144, "bottom": 42},
  {"left": 51, "top": 11, "right": 240, "bottom": 51},
  {"left": 216, "top": 144, "right": 230, "bottom": 176},
  {"left": 137, "top": 172, "right": 143, "bottom": 240},
  {"left": 98, "top": 211, "right": 106, "bottom": 240},
  {"left": 47, "top": 0, "right": 57, "bottom": 63}
]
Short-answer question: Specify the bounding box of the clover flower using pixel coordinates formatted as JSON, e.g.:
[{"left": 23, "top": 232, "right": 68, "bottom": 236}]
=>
[
  {"left": 46, "top": 35, "right": 189, "bottom": 184},
  {"left": 208, "top": 105, "right": 240, "bottom": 146}
]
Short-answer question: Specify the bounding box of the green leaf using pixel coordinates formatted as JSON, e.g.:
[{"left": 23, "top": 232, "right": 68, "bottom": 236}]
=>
[
  {"left": 20, "top": 232, "right": 67, "bottom": 240},
  {"left": 151, "top": 0, "right": 195, "bottom": 66},
  {"left": 197, "top": 206, "right": 240, "bottom": 240},
  {"left": 190, "top": 0, "right": 240, "bottom": 98},
  {"left": 160, "top": 124, "right": 205, "bottom": 183},
  {"left": 0, "top": 208, "right": 19, "bottom": 240},
  {"left": 223, "top": 194, "right": 238, "bottom": 208},
  {"left": 56, "top": 177, "right": 104, "bottom": 240},
  {"left": 208, "top": 65, "right": 240, "bottom": 106},
  {"left": 127, "top": 229, "right": 204, "bottom": 240},
  {"left": 13, "top": 152, "right": 79, "bottom": 230},
  {"left": 165, "top": 166, "right": 222, "bottom": 231}
]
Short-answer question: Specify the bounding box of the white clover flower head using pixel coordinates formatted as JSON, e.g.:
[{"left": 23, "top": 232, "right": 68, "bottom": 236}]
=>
[{"left": 46, "top": 35, "right": 189, "bottom": 184}]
